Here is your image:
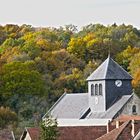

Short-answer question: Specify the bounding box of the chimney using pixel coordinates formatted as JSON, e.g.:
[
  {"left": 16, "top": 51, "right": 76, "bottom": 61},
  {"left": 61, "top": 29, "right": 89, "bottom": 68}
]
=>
[
  {"left": 116, "top": 120, "right": 120, "bottom": 128},
  {"left": 64, "top": 88, "right": 67, "bottom": 93},
  {"left": 131, "top": 120, "right": 135, "bottom": 137}
]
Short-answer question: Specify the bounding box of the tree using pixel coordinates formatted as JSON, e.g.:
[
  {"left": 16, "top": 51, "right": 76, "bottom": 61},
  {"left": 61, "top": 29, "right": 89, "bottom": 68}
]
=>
[
  {"left": 55, "top": 68, "right": 86, "bottom": 93},
  {"left": 40, "top": 116, "right": 59, "bottom": 140},
  {"left": 132, "top": 69, "right": 140, "bottom": 96},
  {"left": 129, "top": 52, "right": 140, "bottom": 94},
  {"left": 0, "top": 61, "right": 46, "bottom": 97},
  {"left": 67, "top": 37, "right": 87, "bottom": 59},
  {"left": 0, "top": 106, "right": 17, "bottom": 128},
  {"left": 116, "top": 46, "right": 140, "bottom": 70}
]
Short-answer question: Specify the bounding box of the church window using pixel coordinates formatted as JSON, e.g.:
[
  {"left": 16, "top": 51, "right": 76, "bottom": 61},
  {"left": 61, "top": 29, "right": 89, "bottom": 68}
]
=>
[
  {"left": 91, "top": 84, "right": 94, "bottom": 96},
  {"left": 95, "top": 84, "right": 98, "bottom": 95},
  {"left": 99, "top": 84, "right": 102, "bottom": 95},
  {"left": 132, "top": 105, "right": 137, "bottom": 115}
]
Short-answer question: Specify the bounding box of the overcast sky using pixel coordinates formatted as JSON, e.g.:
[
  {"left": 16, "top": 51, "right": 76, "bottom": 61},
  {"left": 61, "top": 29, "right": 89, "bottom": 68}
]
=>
[{"left": 1, "top": 0, "right": 140, "bottom": 29}]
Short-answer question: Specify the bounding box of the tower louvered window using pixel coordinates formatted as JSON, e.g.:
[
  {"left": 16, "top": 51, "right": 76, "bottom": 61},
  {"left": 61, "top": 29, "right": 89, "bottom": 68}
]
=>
[
  {"left": 99, "top": 84, "right": 102, "bottom": 95},
  {"left": 95, "top": 84, "right": 98, "bottom": 95},
  {"left": 91, "top": 84, "right": 94, "bottom": 96}
]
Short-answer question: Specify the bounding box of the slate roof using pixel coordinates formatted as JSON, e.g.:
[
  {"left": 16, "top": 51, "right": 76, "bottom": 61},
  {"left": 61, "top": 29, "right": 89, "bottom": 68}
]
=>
[
  {"left": 45, "top": 93, "right": 89, "bottom": 119},
  {"left": 87, "top": 95, "right": 132, "bottom": 119},
  {"left": 44, "top": 93, "right": 132, "bottom": 119},
  {"left": 87, "top": 56, "right": 132, "bottom": 80}
]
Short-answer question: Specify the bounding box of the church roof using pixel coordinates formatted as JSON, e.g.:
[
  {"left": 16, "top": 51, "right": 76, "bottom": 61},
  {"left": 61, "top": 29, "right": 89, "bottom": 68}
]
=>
[
  {"left": 43, "top": 93, "right": 132, "bottom": 119},
  {"left": 87, "top": 56, "right": 132, "bottom": 81},
  {"left": 43, "top": 93, "right": 89, "bottom": 119},
  {"left": 87, "top": 95, "right": 132, "bottom": 119}
]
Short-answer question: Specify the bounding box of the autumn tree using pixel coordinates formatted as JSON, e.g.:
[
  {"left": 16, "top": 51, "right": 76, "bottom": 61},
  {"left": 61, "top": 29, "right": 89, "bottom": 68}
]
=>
[
  {"left": 0, "top": 106, "right": 18, "bottom": 128},
  {"left": 129, "top": 52, "right": 140, "bottom": 94}
]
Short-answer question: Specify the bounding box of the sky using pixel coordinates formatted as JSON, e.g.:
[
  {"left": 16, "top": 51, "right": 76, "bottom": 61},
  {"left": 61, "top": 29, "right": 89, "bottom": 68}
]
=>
[{"left": 0, "top": 0, "right": 140, "bottom": 29}]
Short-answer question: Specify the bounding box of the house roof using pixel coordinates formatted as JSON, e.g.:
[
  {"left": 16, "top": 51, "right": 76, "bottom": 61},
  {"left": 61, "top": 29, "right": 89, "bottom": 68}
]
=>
[
  {"left": 20, "top": 128, "right": 40, "bottom": 140},
  {"left": 58, "top": 126, "right": 107, "bottom": 140},
  {"left": 96, "top": 121, "right": 130, "bottom": 140},
  {"left": 27, "top": 128, "right": 40, "bottom": 140},
  {"left": 87, "top": 56, "right": 132, "bottom": 81},
  {"left": 116, "top": 114, "right": 140, "bottom": 121}
]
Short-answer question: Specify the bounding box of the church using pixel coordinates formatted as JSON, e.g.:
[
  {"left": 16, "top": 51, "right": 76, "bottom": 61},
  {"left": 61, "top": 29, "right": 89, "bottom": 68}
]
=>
[{"left": 42, "top": 56, "right": 140, "bottom": 140}]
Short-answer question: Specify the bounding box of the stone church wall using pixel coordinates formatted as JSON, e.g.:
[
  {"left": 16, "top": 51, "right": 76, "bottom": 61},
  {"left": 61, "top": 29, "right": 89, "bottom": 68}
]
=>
[{"left": 120, "top": 94, "right": 140, "bottom": 115}]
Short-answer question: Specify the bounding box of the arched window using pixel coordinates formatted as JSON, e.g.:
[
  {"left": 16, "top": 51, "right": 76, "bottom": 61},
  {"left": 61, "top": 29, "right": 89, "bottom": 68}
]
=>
[
  {"left": 132, "top": 105, "right": 137, "bottom": 115},
  {"left": 95, "top": 84, "right": 98, "bottom": 96},
  {"left": 99, "top": 84, "right": 102, "bottom": 95},
  {"left": 91, "top": 84, "right": 94, "bottom": 96}
]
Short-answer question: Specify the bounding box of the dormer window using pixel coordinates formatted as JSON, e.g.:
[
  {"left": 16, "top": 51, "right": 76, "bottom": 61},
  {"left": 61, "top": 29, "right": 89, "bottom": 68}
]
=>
[
  {"left": 99, "top": 84, "right": 102, "bottom": 95},
  {"left": 91, "top": 84, "right": 94, "bottom": 96},
  {"left": 95, "top": 84, "right": 98, "bottom": 95}
]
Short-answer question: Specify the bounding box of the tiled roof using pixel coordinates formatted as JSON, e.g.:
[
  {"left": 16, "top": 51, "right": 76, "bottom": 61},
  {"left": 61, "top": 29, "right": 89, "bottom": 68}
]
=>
[
  {"left": 58, "top": 126, "right": 107, "bottom": 140},
  {"left": 87, "top": 56, "right": 132, "bottom": 80},
  {"left": 116, "top": 114, "right": 140, "bottom": 121},
  {"left": 96, "top": 121, "right": 130, "bottom": 140},
  {"left": 27, "top": 128, "right": 40, "bottom": 140}
]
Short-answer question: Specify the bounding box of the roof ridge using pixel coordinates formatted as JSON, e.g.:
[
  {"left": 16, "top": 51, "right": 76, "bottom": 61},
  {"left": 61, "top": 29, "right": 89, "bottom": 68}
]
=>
[
  {"left": 104, "top": 57, "right": 111, "bottom": 79},
  {"left": 96, "top": 121, "right": 130, "bottom": 140},
  {"left": 116, "top": 121, "right": 131, "bottom": 139}
]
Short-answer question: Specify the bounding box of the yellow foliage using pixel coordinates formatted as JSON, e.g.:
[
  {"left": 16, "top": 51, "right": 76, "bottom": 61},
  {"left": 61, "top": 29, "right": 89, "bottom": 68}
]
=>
[
  {"left": 83, "top": 33, "right": 95, "bottom": 42},
  {"left": 0, "top": 47, "right": 21, "bottom": 63},
  {"left": 132, "top": 69, "right": 140, "bottom": 88}
]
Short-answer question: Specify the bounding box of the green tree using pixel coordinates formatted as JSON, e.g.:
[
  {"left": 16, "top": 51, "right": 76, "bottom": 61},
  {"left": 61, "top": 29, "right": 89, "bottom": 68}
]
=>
[
  {"left": 40, "top": 116, "right": 59, "bottom": 140},
  {"left": 0, "top": 61, "right": 45, "bottom": 97}
]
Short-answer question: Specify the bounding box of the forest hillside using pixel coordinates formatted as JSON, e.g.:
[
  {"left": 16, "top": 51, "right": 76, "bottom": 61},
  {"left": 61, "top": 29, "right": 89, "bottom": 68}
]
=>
[{"left": 1, "top": 24, "right": 140, "bottom": 134}]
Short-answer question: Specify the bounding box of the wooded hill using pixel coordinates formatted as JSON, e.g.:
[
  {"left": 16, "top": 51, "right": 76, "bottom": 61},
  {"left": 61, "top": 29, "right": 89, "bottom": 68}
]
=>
[{"left": 0, "top": 23, "right": 140, "bottom": 130}]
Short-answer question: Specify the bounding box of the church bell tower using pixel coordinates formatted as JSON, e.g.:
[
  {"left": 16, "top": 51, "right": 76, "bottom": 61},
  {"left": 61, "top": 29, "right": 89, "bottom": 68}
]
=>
[{"left": 87, "top": 56, "right": 133, "bottom": 112}]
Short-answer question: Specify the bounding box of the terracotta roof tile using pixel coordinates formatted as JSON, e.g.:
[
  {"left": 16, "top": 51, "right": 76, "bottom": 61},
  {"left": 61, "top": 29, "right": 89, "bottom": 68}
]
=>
[
  {"left": 58, "top": 126, "right": 107, "bottom": 140},
  {"left": 96, "top": 121, "right": 130, "bottom": 140},
  {"left": 27, "top": 128, "right": 40, "bottom": 140},
  {"left": 116, "top": 115, "right": 140, "bottom": 121}
]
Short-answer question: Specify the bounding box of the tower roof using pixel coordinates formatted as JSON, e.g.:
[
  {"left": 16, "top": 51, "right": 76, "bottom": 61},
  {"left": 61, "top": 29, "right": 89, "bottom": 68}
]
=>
[{"left": 87, "top": 56, "right": 132, "bottom": 81}]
